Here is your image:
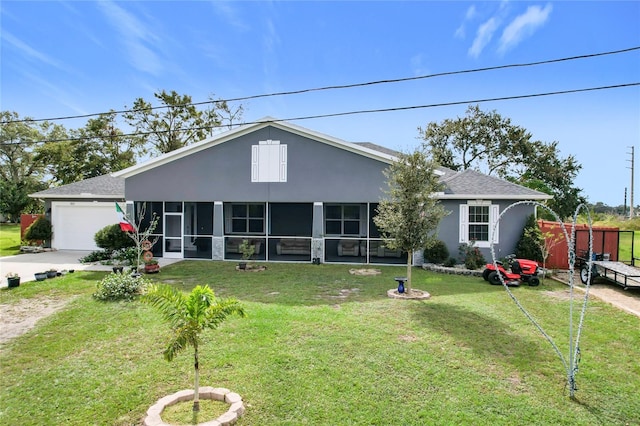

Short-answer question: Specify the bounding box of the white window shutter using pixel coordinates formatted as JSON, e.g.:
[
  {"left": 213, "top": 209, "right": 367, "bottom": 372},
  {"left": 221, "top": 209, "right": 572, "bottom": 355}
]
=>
[
  {"left": 251, "top": 146, "right": 259, "bottom": 182},
  {"left": 459, "top": 204, "right": 469, "bottom": 243},
  {"left": 490, "top": 204, "right": 500, "bottom": 243}
]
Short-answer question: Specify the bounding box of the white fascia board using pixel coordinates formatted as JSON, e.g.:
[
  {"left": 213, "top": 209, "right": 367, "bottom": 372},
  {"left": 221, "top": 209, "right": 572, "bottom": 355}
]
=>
[
  {"left": 436, "top": 193, "right": 552, "bottom": 200},
  {"left": 266, "top": 119, "right": 397, "bottom": 164},
  {"left": 29, "top": 193, "right": 124, "bottom": 200}
]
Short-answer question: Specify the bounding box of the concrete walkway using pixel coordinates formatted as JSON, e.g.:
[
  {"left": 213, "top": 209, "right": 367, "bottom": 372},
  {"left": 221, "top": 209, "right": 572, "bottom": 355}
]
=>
[{"left": 0, "top": 250, "right": 182, "bottom": 288}]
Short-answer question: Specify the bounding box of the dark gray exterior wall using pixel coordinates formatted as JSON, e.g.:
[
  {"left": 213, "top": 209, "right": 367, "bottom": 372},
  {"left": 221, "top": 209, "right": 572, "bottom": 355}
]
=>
[
  {"left": 437, "top": 200, "right": 536, "bottom": 262},
  {"left": 125, "top": 126, "right": 389, "bottom": 203}
]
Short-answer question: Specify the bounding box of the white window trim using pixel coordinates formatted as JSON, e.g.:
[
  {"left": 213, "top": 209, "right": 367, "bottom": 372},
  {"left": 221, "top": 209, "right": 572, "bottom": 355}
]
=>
[
  {"left": 459, "top": 201, "right": 499, "bottom": 248},
  {"left": 251, "top": 140, "right": 287, "bottom": 182}
]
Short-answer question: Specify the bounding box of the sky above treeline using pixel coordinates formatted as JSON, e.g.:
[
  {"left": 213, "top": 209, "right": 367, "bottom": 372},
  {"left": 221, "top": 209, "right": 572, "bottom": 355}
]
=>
[{"left": 2, "top": 1, "right": 639, "bottom": 206}]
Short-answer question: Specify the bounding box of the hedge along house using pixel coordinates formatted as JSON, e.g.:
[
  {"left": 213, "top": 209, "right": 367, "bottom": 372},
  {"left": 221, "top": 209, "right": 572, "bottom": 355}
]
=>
[{"left": 109, "top": 118, "right": 551, "bottom": 265}]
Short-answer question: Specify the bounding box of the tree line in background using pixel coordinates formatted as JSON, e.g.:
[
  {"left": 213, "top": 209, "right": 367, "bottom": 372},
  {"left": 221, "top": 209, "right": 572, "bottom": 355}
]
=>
[
  {"left": 0, "top": 90, "right": 243, "bottom": 221},
  {"left": 0, "top": 96, "right": 627, "bottom": 222}
]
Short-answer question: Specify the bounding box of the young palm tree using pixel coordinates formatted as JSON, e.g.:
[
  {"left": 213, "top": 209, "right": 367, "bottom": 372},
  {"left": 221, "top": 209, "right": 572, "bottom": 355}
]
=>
[{"left": 142, "top": 284, "right": 246, "bottom": 412}]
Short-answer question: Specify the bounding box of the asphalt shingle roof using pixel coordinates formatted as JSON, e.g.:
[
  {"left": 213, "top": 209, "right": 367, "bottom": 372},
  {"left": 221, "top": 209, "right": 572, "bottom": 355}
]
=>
[{"left": 29, "top": 174, "right": 124, "bottom": 199}]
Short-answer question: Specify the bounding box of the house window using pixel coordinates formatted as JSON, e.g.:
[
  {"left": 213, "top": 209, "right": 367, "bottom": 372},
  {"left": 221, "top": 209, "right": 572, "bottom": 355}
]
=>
[
  {"left": 325, "top": 204, "right": 361, "bottom": 236},
  {"left": 227, "top": 203, "right": 265, "bottom": 234},
  {"left": 251, "top": 140, "right": 287, "bottom": 182},
  {"left": 459, "top": 202, "right": 499, "bottom": 247}
]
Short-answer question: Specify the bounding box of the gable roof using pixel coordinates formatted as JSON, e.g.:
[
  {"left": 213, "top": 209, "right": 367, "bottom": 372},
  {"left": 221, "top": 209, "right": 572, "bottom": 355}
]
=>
[
  {"left": 438, "top": 169, "right": 551, "bottom": 200},
  {"left": 113, "top": 117, "right": 397, "bottom": 179},
  {"left": 29, "top": 174, "right": 124, "bottom": 200},
  {"left": 29, "top": 119, "right": 550, "bottom": 202}
]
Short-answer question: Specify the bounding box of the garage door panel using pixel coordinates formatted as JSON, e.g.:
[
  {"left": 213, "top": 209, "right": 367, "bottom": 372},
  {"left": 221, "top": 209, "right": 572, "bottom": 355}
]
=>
[{"left": 52, "top": 202, "right": 118, "bottom": 250}]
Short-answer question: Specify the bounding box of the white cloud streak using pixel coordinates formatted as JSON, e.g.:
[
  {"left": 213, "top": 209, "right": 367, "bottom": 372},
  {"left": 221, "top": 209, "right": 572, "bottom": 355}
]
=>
[
  {"left": 468, "top": 17, "right": 500, "bottom": 58},
  {"left": 2, "top": 31, "right": 68, "bottom": 71},
  {"left": 499, "top": 3, "right": 553, "bottom": 53},
  {"left": 96, "top": 1, "right": 163, "bottom": 75}
]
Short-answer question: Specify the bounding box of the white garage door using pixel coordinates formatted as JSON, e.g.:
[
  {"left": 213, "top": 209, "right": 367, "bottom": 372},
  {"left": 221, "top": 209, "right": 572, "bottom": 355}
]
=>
[{"left": 52, "top": 202, "right": 119, "bottom": 250}]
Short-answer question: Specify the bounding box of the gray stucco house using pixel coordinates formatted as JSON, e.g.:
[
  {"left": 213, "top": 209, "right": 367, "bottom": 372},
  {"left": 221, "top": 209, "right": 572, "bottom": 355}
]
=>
[{"left": 31, "top": 118, "right": 550, "bottom": 263}]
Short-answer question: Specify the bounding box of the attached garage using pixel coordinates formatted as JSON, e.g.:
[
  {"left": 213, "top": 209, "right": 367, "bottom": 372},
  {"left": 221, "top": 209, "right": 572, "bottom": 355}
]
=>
[
  {"left": 51, "top": 201, "right": 117, "bottom": 250},
  {"left": 29, "top": 175, "right": 125, "bottom": 251}
]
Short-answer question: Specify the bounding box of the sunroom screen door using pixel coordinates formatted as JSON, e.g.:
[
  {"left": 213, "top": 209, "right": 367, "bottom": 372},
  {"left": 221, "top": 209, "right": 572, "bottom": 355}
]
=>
[{"left": 164, "top": 213, "right": 183, "bottom": 258}]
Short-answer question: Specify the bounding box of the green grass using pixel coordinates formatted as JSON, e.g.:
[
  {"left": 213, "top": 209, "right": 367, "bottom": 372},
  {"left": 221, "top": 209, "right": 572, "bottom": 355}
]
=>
[
  {"left": 1, "top": 262, "right": 639, "bottom": 425},
  {"left": 0, "top": 223, "right": 21, "bottom": 257}
]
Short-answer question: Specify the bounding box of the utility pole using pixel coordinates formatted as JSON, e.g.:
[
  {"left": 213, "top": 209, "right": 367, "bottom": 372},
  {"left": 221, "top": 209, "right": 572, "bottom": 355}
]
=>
[{"left": 629, "top": 146, "right": 635, "bottom": 218}]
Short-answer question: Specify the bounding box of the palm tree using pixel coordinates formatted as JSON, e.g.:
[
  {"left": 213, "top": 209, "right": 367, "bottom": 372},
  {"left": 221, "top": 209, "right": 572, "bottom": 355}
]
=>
[{"left": 142, "top": 284, "right": 246, "bottom": 412}]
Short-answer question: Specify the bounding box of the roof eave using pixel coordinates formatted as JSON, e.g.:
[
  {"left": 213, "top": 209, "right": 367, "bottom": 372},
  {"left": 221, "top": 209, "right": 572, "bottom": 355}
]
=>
[{"left": 437, "top": 193, "right": 552, "bottom": 200}]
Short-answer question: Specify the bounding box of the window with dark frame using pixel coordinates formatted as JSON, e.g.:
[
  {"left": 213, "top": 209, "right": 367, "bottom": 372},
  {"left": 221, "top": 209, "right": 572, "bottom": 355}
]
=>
[
  {"left": 325, "top": 204, "right": 361, "bottom": 236},
  {"left": 230, "top": 203, "right": 265, "bottom": 234}
]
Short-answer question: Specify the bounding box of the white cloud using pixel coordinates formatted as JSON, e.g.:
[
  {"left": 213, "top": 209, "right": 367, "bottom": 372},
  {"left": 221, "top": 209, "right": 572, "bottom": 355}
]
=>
[
  {"left": 499, "top": 3, "right": 553, "bottom": 53},
  {"left": 2, "top": 31, "right": 68, "bottom": 71},
  {"left": 468, "top": 17, "right": 499, "bottom": 58},
  {"left": 96, "top": 1, "right": 163, "bottom": 75},
  {"left": 211, "top": 1, "right": 249, "bottom": 32},
  {"left": 454, "top": 5, "right": 477, "bottom": 39}
]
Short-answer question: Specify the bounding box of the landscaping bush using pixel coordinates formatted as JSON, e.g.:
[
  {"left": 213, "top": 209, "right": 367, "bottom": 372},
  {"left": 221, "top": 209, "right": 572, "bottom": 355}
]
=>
[
  {"left": 24, "top": 217, "right": 52, "bottom": 244},
  {"left": 79, "top": 250, "right": 113, "bottom": 263},
  {"left": 94, "top": 224, "right": 135, "bottom": 252},
  {"left": 515, "top": 214, "right": 543, "bottom": 262},
  {"left": 112, "top": 246, "right": 138, "bottom": 266},
  {"left": 93, "top": 273, "right": 151, "bottom": 301},
  {"left": 423, "top": 240, "right": 449, "bottom": 264},
  {"left": 443, "top": 257, "right": 457, "bottom": 267},
  {"left": 459, "top": 241, "right": 486, "bottom": 270}
]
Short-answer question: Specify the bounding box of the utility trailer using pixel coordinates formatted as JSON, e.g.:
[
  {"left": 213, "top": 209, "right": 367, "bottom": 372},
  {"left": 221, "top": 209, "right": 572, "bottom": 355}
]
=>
[{"left": 579, "top": 260, "right": 640, "bottom": 290}]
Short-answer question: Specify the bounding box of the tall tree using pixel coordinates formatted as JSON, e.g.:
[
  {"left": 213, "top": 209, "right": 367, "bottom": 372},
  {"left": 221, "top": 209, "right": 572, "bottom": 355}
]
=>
[
  {"left": 36, "top": 112, "right": 140, "bottom": 185},
  {"left": 124, "top": 90, "right": 242, "bottom": 155},
  {"left": 142, "top": 284, "right": 245, "bottom": 413},
  {"left": 0, "top": 111, "right": 52, "bottom": 220},
  {"left": 373, "top": 150, "right": 447, "bottom": 294},
  {"left": 419, "top": 105, "right": 584, "bottom": 219}
]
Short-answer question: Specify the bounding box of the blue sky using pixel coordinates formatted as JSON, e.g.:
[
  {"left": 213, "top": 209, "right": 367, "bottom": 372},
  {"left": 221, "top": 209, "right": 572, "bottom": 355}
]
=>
[{"left": 2, "top": 1, "right": 639, "bottom": 207}]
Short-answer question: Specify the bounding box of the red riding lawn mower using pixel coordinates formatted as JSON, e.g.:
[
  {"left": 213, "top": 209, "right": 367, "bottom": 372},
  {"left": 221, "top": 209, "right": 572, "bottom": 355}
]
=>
[{"left": 482, "top": 254, "right": 541, "bottom": 287}]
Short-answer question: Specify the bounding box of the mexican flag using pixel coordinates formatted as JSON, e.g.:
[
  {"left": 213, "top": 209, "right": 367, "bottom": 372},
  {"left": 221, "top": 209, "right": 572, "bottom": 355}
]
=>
[{"left": 116, "top": 203, "right": 135, "bottom": 233}]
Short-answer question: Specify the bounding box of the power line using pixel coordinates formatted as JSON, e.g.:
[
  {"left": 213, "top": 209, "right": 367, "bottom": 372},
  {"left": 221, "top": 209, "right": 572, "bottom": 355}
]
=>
[
  {"left": 3, "top": 82, "right": 638, "bottom": 146},
  {"left": 2, "top": 46, "right": 639, "bottom": 125}
]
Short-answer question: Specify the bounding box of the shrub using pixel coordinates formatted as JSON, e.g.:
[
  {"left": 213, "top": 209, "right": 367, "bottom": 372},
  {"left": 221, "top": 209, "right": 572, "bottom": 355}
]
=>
[
  {"left": 93, "top": 273, "right": 151, "bottom": 301},
  {"left": 459, "top": 241, "right": 486, "bottom": 270},
  {"left": 423, "top": 240, "right": 449, "bottom": 264},
  {"left": 112, "top": 246, "right": 138, "bottom": 266},
  {"left": 515, "top": 214, "right": 543, "bottom": 262},
  {"left": 24, "top": 217, "right": 52, "bottom": 244},
  {"left": 443, "top": 257, "right": 457, "bottom": 267},
  {"left": 79, "top": 250, "right": 113, "bottom": 263},
  {"left": 94, "top": 224, "right": 135, "bottom": 252}
]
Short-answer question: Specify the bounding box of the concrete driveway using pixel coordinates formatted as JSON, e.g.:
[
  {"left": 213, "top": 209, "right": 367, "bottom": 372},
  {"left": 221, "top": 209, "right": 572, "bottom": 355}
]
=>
[{"left": 0, "top": 250, "right": 182, "bottom": 288}]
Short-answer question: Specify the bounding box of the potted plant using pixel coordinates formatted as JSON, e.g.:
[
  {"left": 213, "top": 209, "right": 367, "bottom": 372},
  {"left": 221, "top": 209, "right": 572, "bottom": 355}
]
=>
[
  {"left": 144, "top": 259, "right": 160, "bottom": 274},
  {"left": 6, "top": 273, "right": 20, "bottom": 288},
  {"left": 35, "top": 272, "right": 48, "bottom": 281},
  {"left": 46, "top": 268, "right": 58, "bottom": 278},
  {"left": 238, "top": 239, "right": 255, "bottom": 270}
]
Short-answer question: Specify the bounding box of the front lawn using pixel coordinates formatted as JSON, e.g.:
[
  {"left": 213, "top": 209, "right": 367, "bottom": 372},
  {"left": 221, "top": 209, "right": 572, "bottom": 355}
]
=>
[
  {"left": 0, "top": 223, "right": 21, "bottom": 257},
  {"left": 1, "top": 262, "right": 638, "bottom": 425}
]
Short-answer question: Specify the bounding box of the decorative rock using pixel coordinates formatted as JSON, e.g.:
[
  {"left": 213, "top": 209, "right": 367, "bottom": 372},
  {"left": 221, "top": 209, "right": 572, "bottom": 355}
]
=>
[
  {"left": 174, "top": 389, "right": 195, "bottom": 403},
  {"left": 211, "top": 387, "right": 230, "bottom": 401},
  {"left": 144, "top": 387, "right": 244, "bottom": 426},
  {"left": 224, "top": 392, "right": 242, "bottom": 404},
  {"left": 198, "top": 421, "right": 222, "bottom": 426},
  {"left": 217, "top": 410, "right": 238, "bottom": 426},
  {"left": 229, "top": 401, "right": 245, "bottom": 417},
  {"left": 387, "top": 288, "right": 431, "bottom": 300},
  {"left": 143, "top": 413, "right": 164, "bottom": 426}
]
